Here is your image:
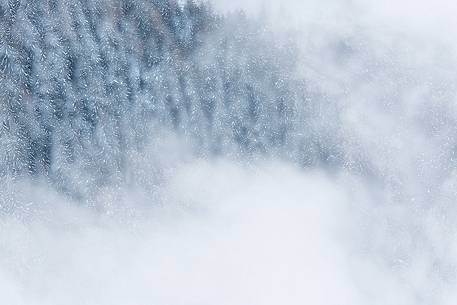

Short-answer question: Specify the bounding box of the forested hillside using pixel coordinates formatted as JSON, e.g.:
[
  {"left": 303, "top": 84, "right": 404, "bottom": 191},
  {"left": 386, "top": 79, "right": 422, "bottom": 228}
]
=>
[{"left": 0, "top": 0, "right": 340, "bottom": 197}]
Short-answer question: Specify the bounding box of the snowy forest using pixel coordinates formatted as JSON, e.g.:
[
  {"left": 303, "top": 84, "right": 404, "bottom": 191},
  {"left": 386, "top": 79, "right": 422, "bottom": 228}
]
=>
[
  {"left": 0, "top": 0, "right": 337, "bottom": 199},
  {"left": 2, "top": 0, "right": 457, "bottom": 304}
]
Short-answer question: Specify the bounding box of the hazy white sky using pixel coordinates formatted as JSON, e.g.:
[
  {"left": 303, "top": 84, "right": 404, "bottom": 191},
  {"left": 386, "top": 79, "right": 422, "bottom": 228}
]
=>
[{"left": 209, "top": 0, "right": 457, "bottom": 39}]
